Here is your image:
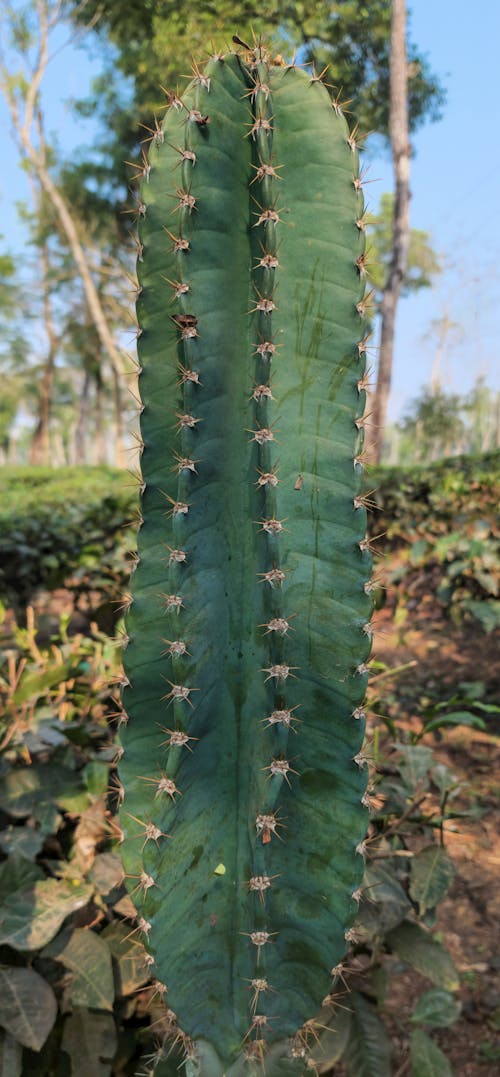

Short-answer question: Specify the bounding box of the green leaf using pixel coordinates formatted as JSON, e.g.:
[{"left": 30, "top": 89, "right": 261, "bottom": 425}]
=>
[
  {"left": 355, "top": 865, "right": 411, "bottom": 939},
  {"left": 60, "top": 1009, "right": 117, "bottom": 1077},
  {"left": 0, "top": 763, "right": 85, "bottom": 819},
  {"left": 344, "top": 992, "right": 392, "bottom": 1077},
  {"left": 0, "top": 966, "right": 57, "bottom": 1050},
  {"left": 0, "top": 856, "right": 43, "bottom": 900},
  {"left": 309, "top": 1005, "right": 352, "bottom": 1070},
  {"left": 0, "top": 824, "right": 44, "bottom": 860},
  {"left": 88, "top": 852, "right": 124, "bottom": 898},
  {"left": 0, "top": 877, "right": 93, "bottom": 951},
  {"left": 396, "top": 745, "right": 434, "bottom": 789},
  {"left": 45, "top": 928, "right": 114, "bottom": 1011},
  {"left": 411, "top": 988, "right": 461, "bottom": 1028},
  {"left": 100, "top": 921, "right": 149, "bottom": 997},
  {"left": 409, "top": 846, "right": 455, "bottom": 914},
  {"left": 423, "top": 711, "right": 486, "bottom": 735},
  {"left": 0, "top": 1032, "right": 23, "bottom": 1077},
  {"left": 409, "top": 1029, "right": 454, "bottom": 1076},
  {"left": 387, "top": 922, "right": 459, "bottom": 990}
]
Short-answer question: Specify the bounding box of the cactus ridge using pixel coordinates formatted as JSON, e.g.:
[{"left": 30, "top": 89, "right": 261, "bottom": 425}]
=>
[{"left": 119, "top": 41, "right": 372, "bottom": 1074}]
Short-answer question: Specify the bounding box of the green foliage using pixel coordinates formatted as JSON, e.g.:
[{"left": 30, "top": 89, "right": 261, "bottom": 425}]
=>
[
  {"left": 372, "top": 451, "right": 500, "bottom": 631},
  {"left": 118, "top": 48, "right": 372, "bottom": 1071},
  {"left": 368, "top": 193, "right": 441, "bottom": 298},
  {"left": 0, "top": 467, "right": 134, "bottom": 612},
  {"left": 386, "top": 382, "right": 500, "bottom": 464}
]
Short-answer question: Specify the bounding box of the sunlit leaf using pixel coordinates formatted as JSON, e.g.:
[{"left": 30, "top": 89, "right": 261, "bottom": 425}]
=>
[
  {"left": 411, "top": 988, "right": 461, "bottom": 1028},
  {"left": 409, "top": 1028, "right": 454, "bottom": 1076},
  {"left": 45, "top": 928, "right": 114, "bottom": 1011},
  {"left": 0, "top": 877, "right": 93, "bottom": 950},
  {"left": 387, "top": 921, "right": 459, "bottom": 991},
  {"left": 409, "top": 846, "right": 454, "bottom": 914}
]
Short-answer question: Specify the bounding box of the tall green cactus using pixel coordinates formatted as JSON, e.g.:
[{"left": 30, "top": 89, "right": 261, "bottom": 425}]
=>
[{"left": 119, "top": 39, "right": 372, "bottom": 1076}]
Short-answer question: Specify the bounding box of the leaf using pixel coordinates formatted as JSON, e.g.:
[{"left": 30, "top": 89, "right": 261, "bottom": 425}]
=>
[
  {"left": 45, "top": 928, "right": 114, "bottom": 1011},
  {"left": 387, "top": 921, "right": 459, "bottom": 991},
  {"left": 411, "top": 988, "right": 461, "bottom": 1028},
  {"left": 88, "top": 852, "right": 124, "bottom": 898},
  {"left": 396, "top": 745, "right": 434, "bottom": 790},
  {"left": 409, "top": 1029, "right": 454, "bottom": 1076},
  {"left": 0, "top": 763, "right": 85, "bottom": 819},
  {"left": 355, "top": 865, "right": 411, "bottom": 939},
  {"left": 100, "top": 921, "right": 149, "bottom": 997},
  {"left": 0, "top": 1032, "right": 23, "bottom": 1077},
  {"left": 60, "top": 1009, "right": 117, "bottom": 1077},
  {"left": 0, "top": 824, "right": 44, "bottom": 860},
  {"left": 0, "top": 855, "right": 43, "bottom": 901},
  {"left": 310, "top": 1005, "right": 352, "bottom": 1071},
  {"left": 344, "top": 992, "right": 392, "bottom": 1077},
  {"left": 0, "top": 877, "right": 93, "bottom": 951},
  {"left": 0, "top": 966, "right": 57, "bottom": 1051},
  {"left": 409, "top": 846, "right": 455, "bottom": 914},
  {"left": 423, "top": 711, "right": 486, "bottom": 735}
]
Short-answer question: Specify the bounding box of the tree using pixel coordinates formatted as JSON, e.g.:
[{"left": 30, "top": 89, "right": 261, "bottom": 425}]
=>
[
  {"left": 0, "top": 0, "right": 128, "bottom": 463},
  {"left": 367, "top": 0, "right": 411, "bottom": 464},
  {"left": 368, "top": 192, "right": 440, "bottom": 300},
  {"left": 68, "top": 0, "right": 444, "bottom": 203}
]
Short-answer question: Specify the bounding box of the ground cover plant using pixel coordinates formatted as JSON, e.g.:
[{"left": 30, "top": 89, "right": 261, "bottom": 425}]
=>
[{"left": 0, "top": 453, "right": 498, "bottom": 1075}]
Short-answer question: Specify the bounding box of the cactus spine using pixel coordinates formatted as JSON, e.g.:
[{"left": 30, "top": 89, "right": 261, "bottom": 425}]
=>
[{"left": 119, "top": 40, "right": 372, "bottom": 1076}]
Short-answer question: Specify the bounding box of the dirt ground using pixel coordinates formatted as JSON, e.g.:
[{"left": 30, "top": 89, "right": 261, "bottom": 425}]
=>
[{"left": 369, "top": 583, "right": 500, "bottom": 1076}]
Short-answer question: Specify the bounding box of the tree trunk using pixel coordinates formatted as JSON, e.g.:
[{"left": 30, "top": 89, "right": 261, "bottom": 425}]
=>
[
  {"left": 30, "top": 244, "right": 57, "bottom": 466},
  {"left": 367, "top": 0, "right": 411, "bottom": 463},
  {"left": 94, "top": 369, "right": 106, "bottom": 465},
  {"left": 75, "top": 369, "right": 92, "bottom": 464}
]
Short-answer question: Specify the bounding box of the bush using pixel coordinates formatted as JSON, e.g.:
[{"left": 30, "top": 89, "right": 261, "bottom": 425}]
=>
[{"left": 0, "top": 468, "right": 136, "bottom": 614}]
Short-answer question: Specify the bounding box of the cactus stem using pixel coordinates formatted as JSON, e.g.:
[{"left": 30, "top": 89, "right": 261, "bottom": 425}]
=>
[
  {"left": 140, "top": 774, "right": 182, "bottom": 801},
  {"left": 183, "top": 59, "right": 211, "bottom": 92},
  {"left": 254, "top": 339, "right": 279, "bottom": 359},
  {"left": 253, "top": 204, "right": 283, "bottom": 227},
  {"left": 160, "top": 680, "right": 199, "bottom": 707},
  {"left": 171, "top": 187, "right": 197, "bottom": 214}
]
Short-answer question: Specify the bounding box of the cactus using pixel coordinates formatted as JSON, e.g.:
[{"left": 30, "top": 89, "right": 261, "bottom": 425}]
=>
[{"left": 119, "top": 39, "right": 372, "bottom": 1076}]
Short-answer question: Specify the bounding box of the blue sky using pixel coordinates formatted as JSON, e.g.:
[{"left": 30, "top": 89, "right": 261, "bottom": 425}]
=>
[{"left": 0, "top": 0, "right": 499, "bottom": 424}]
